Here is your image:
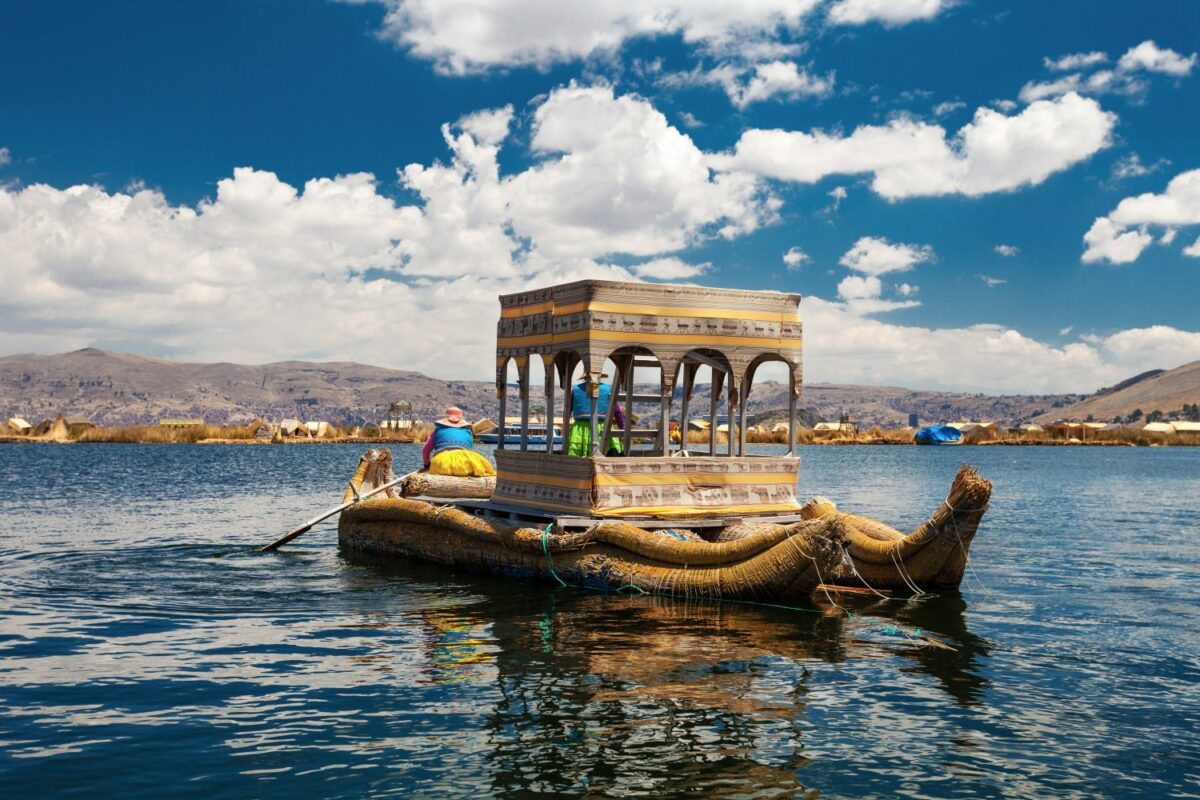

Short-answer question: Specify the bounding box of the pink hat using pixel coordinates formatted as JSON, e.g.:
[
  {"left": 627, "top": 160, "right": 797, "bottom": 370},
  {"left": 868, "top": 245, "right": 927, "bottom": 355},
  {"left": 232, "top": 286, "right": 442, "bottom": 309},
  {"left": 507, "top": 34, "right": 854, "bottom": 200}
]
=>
[{"left": 438, "top": 406, "right": 470, "bottom": 427}]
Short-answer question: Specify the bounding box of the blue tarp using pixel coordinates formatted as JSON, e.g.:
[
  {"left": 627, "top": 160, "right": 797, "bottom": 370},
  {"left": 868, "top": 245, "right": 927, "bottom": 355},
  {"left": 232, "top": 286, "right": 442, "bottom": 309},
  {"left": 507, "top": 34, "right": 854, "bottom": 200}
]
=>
[{"left": 914, "top": 425, "right": 963, "bottom": 445}]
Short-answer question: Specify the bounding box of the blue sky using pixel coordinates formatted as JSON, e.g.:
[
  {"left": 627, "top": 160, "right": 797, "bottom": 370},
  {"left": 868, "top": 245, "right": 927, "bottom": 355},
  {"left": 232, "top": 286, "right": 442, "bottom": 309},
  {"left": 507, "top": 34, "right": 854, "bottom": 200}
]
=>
[{"left": 1, "top": 0, "right": 1198, "bottom": 392}]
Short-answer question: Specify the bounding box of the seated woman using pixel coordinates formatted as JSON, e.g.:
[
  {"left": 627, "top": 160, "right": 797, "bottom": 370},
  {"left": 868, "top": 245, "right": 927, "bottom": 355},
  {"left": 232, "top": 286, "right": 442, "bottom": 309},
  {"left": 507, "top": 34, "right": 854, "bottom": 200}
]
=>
[
  {"left": 421, "top": 406, "right": 496, "bottom": 477},
  {"left": 568, "top": 373, "right": 625, "bottom": 457}
]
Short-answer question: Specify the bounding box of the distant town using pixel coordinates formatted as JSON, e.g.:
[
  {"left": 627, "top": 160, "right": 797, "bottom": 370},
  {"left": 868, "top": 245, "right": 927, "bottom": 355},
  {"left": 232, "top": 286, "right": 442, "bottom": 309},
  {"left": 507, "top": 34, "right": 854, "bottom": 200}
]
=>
[{"left": 3, "top": 349, "right": 1198, "bottom": 445}]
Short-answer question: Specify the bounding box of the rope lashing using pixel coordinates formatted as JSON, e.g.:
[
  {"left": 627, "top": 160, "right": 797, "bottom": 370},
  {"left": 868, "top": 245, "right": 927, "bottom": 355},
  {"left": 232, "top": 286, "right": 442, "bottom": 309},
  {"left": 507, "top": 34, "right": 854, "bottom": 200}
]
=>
[
  {"left": 943, "top": 499, "right": 995, "bottom": 597},
  {"left": 532, "top": 523, "right": 952, "bottom": 650},
  {"left": 541, "top": 522, "right": 568, "bottom": 588}
]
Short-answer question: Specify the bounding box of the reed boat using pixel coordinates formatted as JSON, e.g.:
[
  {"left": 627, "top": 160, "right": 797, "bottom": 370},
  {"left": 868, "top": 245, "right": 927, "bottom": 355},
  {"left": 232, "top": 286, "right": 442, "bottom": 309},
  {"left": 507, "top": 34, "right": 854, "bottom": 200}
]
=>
[
  {"left": 340, "top": 449, "right": 849, "bottom": 601},
  {"left": 337, "top": 279, "right": 992, "bottom": 598}
]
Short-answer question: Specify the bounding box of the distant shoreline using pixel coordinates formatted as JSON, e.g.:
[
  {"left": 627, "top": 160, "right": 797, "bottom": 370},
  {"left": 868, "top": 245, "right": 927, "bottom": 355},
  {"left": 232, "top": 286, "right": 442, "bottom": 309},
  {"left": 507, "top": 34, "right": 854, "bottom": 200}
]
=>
[{"left": 1, "top": 436, "right": 1190, "bottom": 447}]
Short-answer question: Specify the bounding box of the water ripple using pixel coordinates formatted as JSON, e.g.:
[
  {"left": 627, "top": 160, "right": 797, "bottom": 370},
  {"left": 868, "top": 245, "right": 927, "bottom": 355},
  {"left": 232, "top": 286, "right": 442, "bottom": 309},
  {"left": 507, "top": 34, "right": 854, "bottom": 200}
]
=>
[{"left": 1, "top": 443, "right": 1198, "bottom": 798}]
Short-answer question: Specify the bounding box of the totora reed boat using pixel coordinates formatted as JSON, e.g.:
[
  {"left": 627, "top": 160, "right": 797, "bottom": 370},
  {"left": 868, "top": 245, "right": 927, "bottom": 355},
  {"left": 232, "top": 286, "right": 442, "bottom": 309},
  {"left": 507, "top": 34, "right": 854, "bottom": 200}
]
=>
[{"left": 337, "top": 279, "right": 993, "bottom": 598}]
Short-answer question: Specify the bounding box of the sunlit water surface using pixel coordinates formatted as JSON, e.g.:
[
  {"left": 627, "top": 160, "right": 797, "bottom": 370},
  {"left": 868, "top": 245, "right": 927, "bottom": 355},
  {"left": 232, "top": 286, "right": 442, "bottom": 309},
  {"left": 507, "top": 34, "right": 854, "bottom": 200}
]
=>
[{"left": 1, "top": 443, "right": 1197, "bottom": 798}]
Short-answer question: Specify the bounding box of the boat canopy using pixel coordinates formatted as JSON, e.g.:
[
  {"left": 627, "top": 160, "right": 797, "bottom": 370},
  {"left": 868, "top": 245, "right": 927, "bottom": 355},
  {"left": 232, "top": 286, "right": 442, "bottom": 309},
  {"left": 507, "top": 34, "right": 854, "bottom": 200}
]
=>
[{"left": 494, "top": 279, "right": 803, "bottom": 459}]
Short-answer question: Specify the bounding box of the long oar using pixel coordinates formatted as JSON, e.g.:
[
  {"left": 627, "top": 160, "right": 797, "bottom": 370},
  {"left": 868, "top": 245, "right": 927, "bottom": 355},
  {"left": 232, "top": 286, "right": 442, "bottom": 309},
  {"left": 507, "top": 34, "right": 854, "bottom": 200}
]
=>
[{"left": 260, "top": 472, "right": 411, "bottom": 552}]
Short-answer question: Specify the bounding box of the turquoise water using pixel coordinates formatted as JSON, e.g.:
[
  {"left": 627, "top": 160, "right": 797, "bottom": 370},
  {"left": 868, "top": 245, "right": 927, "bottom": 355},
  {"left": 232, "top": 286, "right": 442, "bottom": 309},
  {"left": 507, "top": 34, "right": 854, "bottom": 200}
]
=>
[{"left": 1, "top": 443, "right": 1197, "bottom": 798}]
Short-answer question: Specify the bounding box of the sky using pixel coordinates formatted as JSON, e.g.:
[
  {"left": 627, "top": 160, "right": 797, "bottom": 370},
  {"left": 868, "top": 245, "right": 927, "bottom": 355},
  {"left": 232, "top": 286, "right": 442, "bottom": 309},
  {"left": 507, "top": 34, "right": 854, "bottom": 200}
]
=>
[{"left": 1, "top": 0, "right": 1199, "bottom": 393}]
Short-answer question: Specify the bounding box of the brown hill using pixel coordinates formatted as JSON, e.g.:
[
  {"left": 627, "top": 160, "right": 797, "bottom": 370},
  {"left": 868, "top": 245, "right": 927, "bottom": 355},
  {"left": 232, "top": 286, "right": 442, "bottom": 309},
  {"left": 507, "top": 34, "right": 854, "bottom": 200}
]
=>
[
  {"left": 1033, "top": 360, "right": 1200, "bottom": 424},
  {"left": 1, "top": 348, "right": 1085, "bottom": 429},
  {"left": 0, "top": 348, "right": 498, "bottom": 427},
  {"left": 762, "top": 383, "right": 1078, "bottom": 429}
]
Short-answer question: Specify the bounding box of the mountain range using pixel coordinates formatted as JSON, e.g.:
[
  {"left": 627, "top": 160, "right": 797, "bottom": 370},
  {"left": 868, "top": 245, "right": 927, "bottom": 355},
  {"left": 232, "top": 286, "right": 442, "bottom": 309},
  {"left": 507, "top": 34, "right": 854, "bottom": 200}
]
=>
[{"left": 2, "top": 349, "right": 1196, "bottom": 429}]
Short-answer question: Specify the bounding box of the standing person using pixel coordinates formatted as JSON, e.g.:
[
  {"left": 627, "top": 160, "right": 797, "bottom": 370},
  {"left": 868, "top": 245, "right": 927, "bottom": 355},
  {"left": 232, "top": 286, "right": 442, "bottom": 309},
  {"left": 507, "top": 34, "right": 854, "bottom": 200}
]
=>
[
  {"left": 422, "top": 406, "right": 496, "bottom": 476},
  {"left": 568, "top": 373, "right": 625, "bottom": 457}
]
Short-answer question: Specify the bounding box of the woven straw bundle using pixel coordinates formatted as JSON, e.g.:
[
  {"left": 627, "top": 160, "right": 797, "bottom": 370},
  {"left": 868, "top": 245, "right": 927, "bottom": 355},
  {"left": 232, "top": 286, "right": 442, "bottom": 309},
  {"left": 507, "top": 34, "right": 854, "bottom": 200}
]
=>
[{"left": 800, "top": 464, "right": 992, "bottom": 589}]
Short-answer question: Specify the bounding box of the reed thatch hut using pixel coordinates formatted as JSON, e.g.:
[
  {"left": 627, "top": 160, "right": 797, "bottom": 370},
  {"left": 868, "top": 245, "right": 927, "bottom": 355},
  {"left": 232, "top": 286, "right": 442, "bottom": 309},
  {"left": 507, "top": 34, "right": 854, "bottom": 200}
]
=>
[
  {"left": 4, "top": 417, "right": 32, "bottom": 435},
  {"left": 245, "top": 418, "right": 273, "bottom": 439},
  {"left": 307, "top": 420, "right": 335, "bottom": 438},
  {"left": 949, "top": 421, "right": 999, "bottom": 444},
  {"left": 42, "top": 415, "right": 71, "bottom": 442},
  {"left": 813, "top": 422, "right": 854, "bottom": 437},
  {"left": 65, "top": 417, "right": 95, "bottom": 435},
  {"left": 280, "top": 419, "right": 309, "bottom": 438},
  {"left": 1173, "top": 421, "right": 1200, "bottom": 439}
]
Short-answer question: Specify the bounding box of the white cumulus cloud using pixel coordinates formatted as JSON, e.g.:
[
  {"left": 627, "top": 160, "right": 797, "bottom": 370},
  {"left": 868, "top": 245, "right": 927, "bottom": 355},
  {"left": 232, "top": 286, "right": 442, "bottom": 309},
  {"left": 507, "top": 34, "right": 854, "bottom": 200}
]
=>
[
  {"left": 730, "top": 60, "right": 835, "bottom": 107},
  {"left": 363, "top": 0, "right": 823, "bottom": 74},
  {"left": 664, "top": 60, "right": 834, "bottom": 108},
  {"left": 1044, "top": 51, "right": 1108, "bottom": 71},
  {"left": 715, "top": 92, "right": 1115, "bottom": 199},
  {"left": 782, "top": 246, "right": 811, "bottom": 269},
  {"left": 631, "top": 257, "right": 709, "bottom": 279},
  {"left": 837, "top": 274, "right": 881, "bottom": 300},
  {"left": 1110, "top": 152, "right": 1168, "bottom": 180},
  {"left": 827, "top": 0, "right": 950, "bottom": 27},
  {"left": 932, "top": 100, "right": 965, "bottom": 116},
  {"left": 1020, "top": 39, "right": 1196, "bottom": 104},
  {"left": 994, "top": 244, "right": 1019, "bottom": 256},
  {"left": 0, "top": 86, "right": 777, "bottom": 378},
  {"left": 506, "top": 84, "right": 776, "bottom": 258},
  {"left": 1117, "top": 40, "right": 1198, "bottom": 76},
  {"left": 1082, "top": 168, "right": 1200, "bottom": 264},
  {"left": 840, "top": 236, "right": 934, "bottom": 275},
  {"left": 802, "top": 298, "right": 1200, "bottom": 393}
]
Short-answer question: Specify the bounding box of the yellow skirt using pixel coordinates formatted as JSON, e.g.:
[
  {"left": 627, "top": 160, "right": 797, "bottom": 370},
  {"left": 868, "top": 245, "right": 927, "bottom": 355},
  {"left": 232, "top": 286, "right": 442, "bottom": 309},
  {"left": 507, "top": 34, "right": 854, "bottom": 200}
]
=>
[{"left": 430, "top": 449, "right": 496, "bottom": 477}]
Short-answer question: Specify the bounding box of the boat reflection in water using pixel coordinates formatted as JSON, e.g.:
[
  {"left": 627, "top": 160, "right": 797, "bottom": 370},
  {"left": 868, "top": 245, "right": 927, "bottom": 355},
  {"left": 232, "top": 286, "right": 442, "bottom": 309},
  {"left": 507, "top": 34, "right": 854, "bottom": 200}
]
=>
[{"left": 340, "top": 553, "right": 991, "bottom": 796}]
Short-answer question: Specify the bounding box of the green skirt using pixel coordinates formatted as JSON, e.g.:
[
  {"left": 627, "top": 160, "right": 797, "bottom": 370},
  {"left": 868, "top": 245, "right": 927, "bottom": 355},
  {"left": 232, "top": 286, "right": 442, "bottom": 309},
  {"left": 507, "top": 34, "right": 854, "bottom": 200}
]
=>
[{"left": 567, "top": 419, "right": 623, "bottom": 457}]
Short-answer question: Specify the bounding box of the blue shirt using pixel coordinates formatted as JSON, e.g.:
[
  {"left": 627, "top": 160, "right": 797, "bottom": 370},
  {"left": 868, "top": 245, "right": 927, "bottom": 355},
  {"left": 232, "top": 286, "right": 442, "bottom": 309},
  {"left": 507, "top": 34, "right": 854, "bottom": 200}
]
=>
[
  {"left": 431, "top": 422, "right": 474, "bottom": 453},
  {"left": 572, "top": 381, "right": 612, "bottom": 420}
]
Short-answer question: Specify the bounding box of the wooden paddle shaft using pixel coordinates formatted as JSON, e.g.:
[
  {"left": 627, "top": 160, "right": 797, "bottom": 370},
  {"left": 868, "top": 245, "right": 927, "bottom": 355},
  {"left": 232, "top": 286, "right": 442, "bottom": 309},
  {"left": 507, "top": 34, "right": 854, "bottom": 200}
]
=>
[{"left": 260, "top": 474, "right": 407, "bottom": 552}]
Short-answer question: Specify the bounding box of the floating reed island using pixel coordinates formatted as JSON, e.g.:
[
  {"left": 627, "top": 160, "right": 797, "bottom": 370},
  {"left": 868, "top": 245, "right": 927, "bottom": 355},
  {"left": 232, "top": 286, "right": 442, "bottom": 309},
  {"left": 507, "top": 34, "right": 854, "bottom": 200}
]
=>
[{"left": 331, "top": 279, "right": 994, "bottom": 598}]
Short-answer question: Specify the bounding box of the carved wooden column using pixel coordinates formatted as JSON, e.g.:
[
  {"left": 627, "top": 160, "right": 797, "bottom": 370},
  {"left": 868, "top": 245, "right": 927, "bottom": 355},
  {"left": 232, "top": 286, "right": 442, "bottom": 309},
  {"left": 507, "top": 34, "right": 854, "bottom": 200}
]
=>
[
  {"left": 518, "top": 357, "right": 530, "bottom": 452},
  {"left": 678, "top": 362, "right": 697, "bottom": 457},
  {"left": 709, "top": 369, "right": 723, "bottom": 456},
  {"left": 496, "top": 358, "right": 508, "bottom": 451},
  {"left": 544, "top": 355, "right": 555, "bottom": 454},
  {"left": 788, "top": 364, "right": 798, "bottom": 456}
]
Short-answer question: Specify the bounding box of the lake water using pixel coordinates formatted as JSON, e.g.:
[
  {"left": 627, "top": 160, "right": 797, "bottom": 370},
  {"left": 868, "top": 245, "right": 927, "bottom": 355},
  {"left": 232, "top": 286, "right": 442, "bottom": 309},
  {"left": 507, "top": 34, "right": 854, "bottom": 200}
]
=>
[{"left": 1, "top": 443, "right": 1197, "bottom": 799}]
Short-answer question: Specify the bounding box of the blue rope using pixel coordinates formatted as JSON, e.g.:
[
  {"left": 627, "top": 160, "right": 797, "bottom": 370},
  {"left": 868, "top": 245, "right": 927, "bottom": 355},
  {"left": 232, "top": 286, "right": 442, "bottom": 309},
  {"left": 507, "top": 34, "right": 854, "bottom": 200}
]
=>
[{"left": 541, "top": 523, "right": 568, "bottom": 588}]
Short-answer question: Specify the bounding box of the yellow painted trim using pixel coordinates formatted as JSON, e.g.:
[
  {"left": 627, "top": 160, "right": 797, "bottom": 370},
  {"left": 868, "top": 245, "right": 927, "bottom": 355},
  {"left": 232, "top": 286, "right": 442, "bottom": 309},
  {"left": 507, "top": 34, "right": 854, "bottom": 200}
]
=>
[
  {"left": 582, "top": 301, "right": 789, "bottom": 323},
  {"left": 497, "top": 333, "right": 556, "bottom": 347},
  {"left": 496, "top": 470, "right": 593, "bottom": 491},
  {"left": 593, "top": 503, "right": 801, "bottom": 518},
  {"left": 593, "top": 471, "right": 797, "bottom": 487},
  {"left": 500, "top": 300, "right": 794, "bottom": 323},
  {"left": 498, "top": 329, "right": 799, "bottom": 349},
  {"left": 500, "top": 300, "right": 554, "bottom": 317}
]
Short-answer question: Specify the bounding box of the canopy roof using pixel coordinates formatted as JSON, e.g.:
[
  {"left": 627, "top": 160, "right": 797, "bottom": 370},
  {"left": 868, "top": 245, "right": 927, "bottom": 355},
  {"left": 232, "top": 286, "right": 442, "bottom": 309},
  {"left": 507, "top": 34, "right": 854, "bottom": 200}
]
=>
[{"left": 496, "top": 279, "right": 802, "bottom": 389}]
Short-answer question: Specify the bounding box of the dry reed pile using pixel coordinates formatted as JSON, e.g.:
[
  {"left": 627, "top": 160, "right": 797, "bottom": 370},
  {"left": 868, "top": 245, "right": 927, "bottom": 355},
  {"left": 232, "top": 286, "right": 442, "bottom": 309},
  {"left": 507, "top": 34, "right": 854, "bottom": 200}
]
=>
[{"left": 76, "top": 424, "right": 257, "bottom": 443}]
